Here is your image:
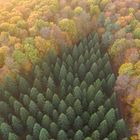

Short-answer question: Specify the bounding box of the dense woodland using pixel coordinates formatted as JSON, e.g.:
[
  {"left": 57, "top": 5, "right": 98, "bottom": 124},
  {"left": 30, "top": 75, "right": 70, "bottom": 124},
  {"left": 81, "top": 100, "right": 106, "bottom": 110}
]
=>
[{"left": 0, "top": 0, "right": 140, "bottom": 139}]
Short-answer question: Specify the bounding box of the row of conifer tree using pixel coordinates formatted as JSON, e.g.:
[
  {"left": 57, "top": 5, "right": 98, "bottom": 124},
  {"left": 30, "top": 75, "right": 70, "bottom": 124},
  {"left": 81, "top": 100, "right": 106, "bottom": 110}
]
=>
[{"left": 0, "top": 32, "right": 128, "bottom": 140}]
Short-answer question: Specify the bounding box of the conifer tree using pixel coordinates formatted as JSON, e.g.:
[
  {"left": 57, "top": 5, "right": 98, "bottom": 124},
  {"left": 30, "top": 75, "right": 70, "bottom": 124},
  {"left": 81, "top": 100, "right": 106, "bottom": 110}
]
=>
[
  {"left": 74, "top": 99, "right": 83, "bottom": 115},
  {"left": 92, "top": 130, "right": 100, "bottom": 140},
  {"left": 98, "top": 120, "right": 108, "bottom": 138},
  {"left": 0, "top": 122, "right": 12, "bottom": 139},
  {"left": 39, "top": 128, "right": 49, "bottom": 140},
  {"left": 58, "top": 113, "right": 69, "bottom": 130},
  {"left": 74, "top": 130, "right": 84, "bottom": 140},
  {"left": 12, "top": 115, "right": 23, "bottom": 135},
  {"left": 19, "top": 76, "right": 30, "bottom": 94},
  {"left": 88, "top": 113, "right": 99, "bottom": 130},
  {"left": 33, "top": 123, "right": 42, "bottom": 139},
  {"left": 58, "top": 100, "right": 67, "bottom": 113},
  {"left": 50, "top": 122, "right": 58, "bottom": 138},
  {"left": 41, "top": 115, "right": 51, "bottom": 129},
  {"left": 57, "top": 130, "right": 68, "bottom": 140},
  {"left": 8, "top": 133, "right": 19, "bottom": 140},
  {"left": 26, "top": 116, "right": 36, "bottom": 133},
  {"left": 66, "top": 107, "right": 76, "bottom": 124},
  {"left": 73, "top": 116, "right": 83, "bottom": 130}
]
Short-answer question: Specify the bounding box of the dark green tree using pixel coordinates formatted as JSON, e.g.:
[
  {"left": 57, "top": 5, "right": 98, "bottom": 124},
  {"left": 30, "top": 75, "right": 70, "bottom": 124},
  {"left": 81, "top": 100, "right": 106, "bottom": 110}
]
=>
[
  {"left": 47, "top": 76, "right": 56, "bottom": 91},
  {"left": 45, "top": 88, "right": 53, "bottom": 101},
  {"left": 74, "top": 99, "right": 83, "bottom": 115},
  {"left": 94, "top": 90, "right": 105, "bottom": 107},
  {"left": 88, "top": 113, "right": 99, "bottom": 130},
  {"left": 91, "top": 130, "right": 100, "bottom": 140},
  {"left": 8, "top": 133, "right": 19, "bottom": 140},
  {"left": 26, "top": 116, "right": 36, "bottom": 133},
  {"left": 50, "top": 122, "right": 58, "bottom": 138},
  {"left": 0, "top": 122, "right": 12, "bottom": 139},
  {"left": 105, "top": 108, "right": 116, "bottom": 128},
  {"left": 74, "top": 130, "right": 84, "bottom": 140},
  {"left": 98, "top": 120, "right": 108, "bottom": 138},
  {"left": 65, "top": 93, "right": 75, "bottom": 106},
  {"left": 37, "top": 93, "right": 45, "bottom": 108},
  {"left": 29, "top": 100, "right": 39, "bottom": 117},
  {"left": 78, "top": 63, "right": 86, "bottom": 79},
  {"left": 30, "top": 87, "right": 39, "bottom": 101},
  {"left": 57, "top": 130, "right": 68, "bottom": 140},
  {"left": 0, "top": 101, "right": 10, "bottom": 117},
  {"left": 72, "top": 46, "right": 79, "bottom": 60},
  {"left": 66, "top": 107, "right": 76, "bottom": 124},
  {"left": 59, "top": 64, "right": 67, "bottom": 80},
  {"left": 19, "top": 76, "right": 30, "bottom": 94},
  {"left": 12, "top": 115, "right": 23, "bottom": 135},
  {"left": 108, "top": 130, "right": 117, "bottom": 140},
  {"left": 66, "top": 54, "right": 74, "bottom": 66},
  {"left": 58, "top": 100, "right": 67, "bottom": 113},
  {"left": 39, "top": 128, "right": 49, "bottom": 140},
  {"left": 4, "top": 76, "right": 18, "bottom": 95},
  {"left": 33, "top": 123, "right": 42, "bottom": 139},
  {"left": 73, "top": 116, "right": 83, "bottom": 130},
  {"left": 84, "top": 72, "right": 93, "bottom": 84},
  {"left": 115, "top": 119, "right": 127, "bottom": 138},
  {"left": 58, "top": 113, "right": 70, "bottom": 130},
  {"left": 41, "top": 115, "right": 51, "bottom": 129},
  {"left": 52, "top": 94, "right": 60, "bottom": 109},
  {"left": 43, "top": 101, "right": 53, "bottom": 116}
]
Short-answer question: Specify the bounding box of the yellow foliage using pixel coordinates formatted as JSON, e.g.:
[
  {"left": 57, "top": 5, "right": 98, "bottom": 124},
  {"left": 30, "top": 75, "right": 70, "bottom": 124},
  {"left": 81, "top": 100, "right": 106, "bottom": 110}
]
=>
[
  {"left": 129, "top": 8, "right": 135, "bottom": 14},
  {"left": 131, "top": 135, "right": 137, "bottom": 140},
  {"left": 59, "top": 18, "right": 78, "bottom": 40},
  {"left": 119, "top": 63, "right": 134, "bottom": 75},
  {"left": 100, "top": 0, "right": 110, "bottom": 7},
  {"left": 134, "top": 61, "right": 140, "bottom": 75},
  {"left": 74, "top": 6, "right": 84, "bottom": 15},
  {"left": 90, "top": 5, "right": 100, "bottom": 16}
]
